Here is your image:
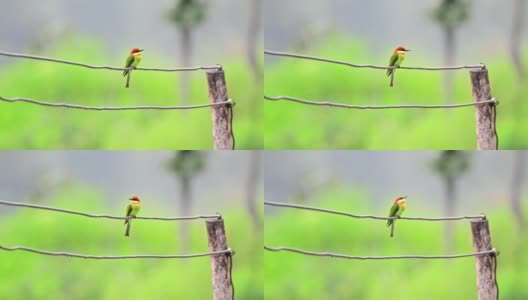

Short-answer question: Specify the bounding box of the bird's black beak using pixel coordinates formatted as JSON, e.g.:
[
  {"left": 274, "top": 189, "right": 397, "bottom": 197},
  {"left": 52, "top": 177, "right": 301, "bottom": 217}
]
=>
[
  {"left": 140, "top": 49, "right": 144, "bottom": 52},
  {"left": 128, "top": 198, "right": 133, "bottom": 200},
  {"left": 402, "top": 195, "right": 408, "bottom": 198},
  {"left": 405, "top": 49, "right": 411, "bottom": 52}
]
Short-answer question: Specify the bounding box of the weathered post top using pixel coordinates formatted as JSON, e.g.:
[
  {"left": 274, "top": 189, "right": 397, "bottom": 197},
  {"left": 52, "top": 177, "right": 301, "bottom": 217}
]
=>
[
  {"left": 469, "top": 68, "right": 497, "bottom": 150},
  {"left": 206, "top": 69, "right": 235, "bottom": 150}
]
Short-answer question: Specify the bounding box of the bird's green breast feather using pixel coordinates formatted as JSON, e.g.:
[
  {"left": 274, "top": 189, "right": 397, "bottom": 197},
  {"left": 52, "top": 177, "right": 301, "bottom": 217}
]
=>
[
  {"left": 396, "top": 205, "right": 405, "bottom": 216},
  {"left": 132, "top": 204, "right": 141, "bottom": 215},
  {"left": 396, "top": 53, "right": 406, "bottom": 65},
  {"left": 131, "top": 55, "right": 142, "bottom": 67},
  {"left": 126, "top": 203, "right": 141, "bottom": 216}
]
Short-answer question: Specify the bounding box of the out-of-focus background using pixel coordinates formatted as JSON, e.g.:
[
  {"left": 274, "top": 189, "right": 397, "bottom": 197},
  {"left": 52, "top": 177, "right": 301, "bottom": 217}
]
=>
[
  {"left": 0, "top": 0, "right": 263, "bottom": 149},
  {"left": 264, "top": 0, "right": 528, "bottom": 149},
  {"left": 0, "top": 151, "right": 263, "bottom": 299},
  {"left": 264, "top": 151, "right": 528, "bottom": 300}
]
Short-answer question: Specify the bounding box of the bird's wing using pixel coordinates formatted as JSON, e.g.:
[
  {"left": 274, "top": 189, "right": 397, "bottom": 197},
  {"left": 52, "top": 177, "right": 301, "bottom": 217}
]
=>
[
  {"left": 125, "top": 203, "right": 133, "bottom": 224},
  {"left": 388, "top": 53, "right": 399, "bottom": 67},
  {"left": 125, "top": 203, "right": 133, "bottom": 216},
  {"left": 387, "top": 53, "right": 399, "bottom": 76},
  {"left": 124, "top": 55, "right": 135, "bottom": 68},
  {"left": 388, "top": 203, "right": 399, "bottom": 217},
  {"left": 123, "top": 55, "right": 135, "bottom": 76},
  {"left": 387, "top": 203, "right": 399, "bottom": 226}
]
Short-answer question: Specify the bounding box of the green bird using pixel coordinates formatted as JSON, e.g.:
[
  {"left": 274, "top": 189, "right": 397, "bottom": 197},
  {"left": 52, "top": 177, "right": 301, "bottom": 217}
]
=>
[
  {"left": 123, "top": 48, "right": 143, "bottom": 76},
  {"left": 387, "top": 46, "right": 411, "bottom": 87},
  {"left": 123, "top": 48, "right": 143, "bottom": 88},
  {"left": 387, "top": 196, "right": 407, "bottom": 237},
  {"left": 124, "top": 195, "right": 142, "bottom": 237}
]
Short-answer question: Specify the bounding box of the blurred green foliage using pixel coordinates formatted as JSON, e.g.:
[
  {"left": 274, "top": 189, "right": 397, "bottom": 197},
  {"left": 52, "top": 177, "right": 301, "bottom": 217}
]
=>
[
  {"left": 0, "top": 186, "right": 263, "bottom": 299},
  {"left": 0, "top": 39, "right": 263, "bottom": 149},
  {"left": 264, "top": 37, "right": 528, "bottom": 149},
  {"left": 430, "top": 0, "right": 470, "bottom": 28},
  {"left": 264, "top": 187, "right": 528, "bottom": 300},
  {"left": 167, "top": 0, "right": 208, "bottom": 28}
]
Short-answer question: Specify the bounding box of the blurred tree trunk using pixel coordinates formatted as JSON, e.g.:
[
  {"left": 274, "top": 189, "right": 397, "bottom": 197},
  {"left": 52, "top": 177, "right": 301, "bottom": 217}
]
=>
[
  {"left": 510, "top": 0, "right": 526, "bottom": 81},
  {"left": 444, "top": 174, "right": 455, "bottom": 254},
  {"left": 431, "top": 0, "right": 470, "bottom": 105},
  {"left": 247, "top": 0, "right": 262, "bottom": 83},
  {"left": 443, "top": 25, "right": 455, "bottom": 104},
  {"left": 509, "top": 0, "right": 526, "bottom": 146},
  {"left": 511, "top": 151, "right": 526, "bottom": 232},
  {"left": 246, "top": 151, "right": 262, "bottom": 231},
  {"left": 430, "top": 150, "right": 470, "bottom": 254},
  {"left": 167, "top": 151, "right": 206, "bottom": 253},
  {"left": 179, "top": 174, "right": 191, "bottom": 253},
  {"left": 168, "top": 0, "right": 207, "bottom": 105},
  {"left": 180, "top": 26, "right": 191, "bottom": 105},
  {"left": 246, "top": 0, "right": 263, "bottom": 148}
]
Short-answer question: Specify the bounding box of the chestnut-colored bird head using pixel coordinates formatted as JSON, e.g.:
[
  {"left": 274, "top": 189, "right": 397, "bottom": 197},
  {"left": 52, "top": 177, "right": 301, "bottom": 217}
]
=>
[
  {"left": 394, "top": 46, "right": 411, "bottom": 53},
  {"left": 393, "top": 195, "right": 408, "bottom": 205},
  {"left": 129, "top": 195, "right": 141, "bottom": 202},
  {"left": 129, "top": 48, "right": 144, "bottom": 55}
]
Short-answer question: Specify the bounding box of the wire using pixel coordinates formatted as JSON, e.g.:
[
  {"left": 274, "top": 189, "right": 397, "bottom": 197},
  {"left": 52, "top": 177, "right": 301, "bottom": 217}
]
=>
[
  {"left": 0, "top": 50, "right": 221, "bottom": 72},
  {"left": 0, "top": 200, "right": 220, "bottom": 221},
  {"left": 264, "top": 246, "right": 498, "bottom": 260},
  {"left": 264, "top": 96, "right": 497, "bottom": 109},
  {"left": 264, "top": 201, "right": 485, "bottom": 221},
  {"left": 229, "top": 251, "right": 235, "bottom": 299},
  {"left": 264, "top": 50, "right": 485, "bottom": 71},
  {"left": 0, "top": 245, "right": 233, "bottom": 259},
  {"left": 494, "top": 251, "right": 499, "bottom": 298},
  {"left": 0, "top": 96, "right": 233, "bottom": 111}
]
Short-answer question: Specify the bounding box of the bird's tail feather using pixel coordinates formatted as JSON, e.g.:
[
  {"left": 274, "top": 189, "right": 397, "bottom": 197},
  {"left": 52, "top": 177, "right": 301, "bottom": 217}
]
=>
[{"left": 125, "top": 220, "right": 131, "bottom": 237}]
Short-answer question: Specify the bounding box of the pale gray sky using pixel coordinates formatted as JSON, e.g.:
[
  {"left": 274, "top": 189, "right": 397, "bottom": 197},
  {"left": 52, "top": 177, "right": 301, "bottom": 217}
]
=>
[
  {"left": 264, "top": 151, "right": 527, "bottom": 214},
  {"left": 0, "top": 151, "right": 261, "bottom": 214},
  {"left": 265, "top": 0, "right": 518, "bottom": 62},
  {"left": 0, "top": 0, "right": 258, "bottom": 63}
]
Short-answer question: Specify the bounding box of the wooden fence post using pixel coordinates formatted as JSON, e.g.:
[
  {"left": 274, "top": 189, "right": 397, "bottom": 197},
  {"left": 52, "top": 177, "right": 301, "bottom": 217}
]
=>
[
  {"left": 206, "top": 69, "right": 235, "bottom": 150},
  {"left": 206, "top": 218, "right": 234, "bottom": 300},
  {"left": 470, "top": 218, "right": 498, "bottom": 300},
  {"left": 469, "top": 69, "right": 497, "bottom": 150}
]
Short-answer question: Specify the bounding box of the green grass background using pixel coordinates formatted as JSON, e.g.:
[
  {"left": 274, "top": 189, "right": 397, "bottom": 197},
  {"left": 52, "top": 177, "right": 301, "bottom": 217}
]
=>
[
  {"left": 264, "top": 187, "right": 528, "bottom": 300},
  {"left": 0, "top": 39, "right": 263, "bottom": 149},
  {"left": 264, "top": 37, "right": 528, "bottom": 149},
  {"left": 0, "top": 186, "right": 263, "bottom": 300}
]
